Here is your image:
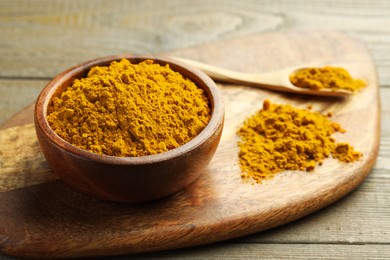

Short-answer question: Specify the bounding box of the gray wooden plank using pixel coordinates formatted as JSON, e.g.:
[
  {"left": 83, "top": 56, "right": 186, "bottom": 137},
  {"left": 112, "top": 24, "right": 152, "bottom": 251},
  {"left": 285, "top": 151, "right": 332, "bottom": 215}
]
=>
[
  {"left": 115, "top": 244, "right": 390, "bottom": 259},
  {"left": 0, "top": 79, "right": 47, "bottom": 125},
  {"left": 0, "top": 1, "right": 389, "bottom": 258},
  {"left": 0, "top": 0, "right": 390, "bottom": 84}
]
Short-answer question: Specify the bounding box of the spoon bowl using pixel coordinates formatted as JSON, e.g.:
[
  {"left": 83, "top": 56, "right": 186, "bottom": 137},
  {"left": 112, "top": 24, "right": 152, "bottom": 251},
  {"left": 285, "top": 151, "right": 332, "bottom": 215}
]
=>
[{"left": 172, "top": 57, "right": 353, "bottom": 97}]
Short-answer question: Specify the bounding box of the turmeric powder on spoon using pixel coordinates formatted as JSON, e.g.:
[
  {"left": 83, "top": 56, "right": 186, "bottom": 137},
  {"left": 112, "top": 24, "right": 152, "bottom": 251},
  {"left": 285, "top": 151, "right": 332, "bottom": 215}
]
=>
[{"left": 290, "top": 66, "right": 366, "bottom": 92}]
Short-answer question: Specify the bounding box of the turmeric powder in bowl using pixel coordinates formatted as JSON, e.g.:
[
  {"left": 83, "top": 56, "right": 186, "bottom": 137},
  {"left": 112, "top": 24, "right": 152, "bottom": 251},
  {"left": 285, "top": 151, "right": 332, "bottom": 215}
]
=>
[
  {"left": 35, "top": 55, "right": 223, "bottom": 202},
  {"left": 47, "top": 59, "right": 211, "bottom": 157}
]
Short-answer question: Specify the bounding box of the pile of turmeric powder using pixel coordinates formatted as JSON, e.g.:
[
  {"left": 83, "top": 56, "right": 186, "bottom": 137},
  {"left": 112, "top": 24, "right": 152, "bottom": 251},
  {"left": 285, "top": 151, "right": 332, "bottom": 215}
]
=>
[
  {"left": 290, "top": 66, "right": 366, "bottom": 92},
  {"left": 47, "top": 59, "right": 211, "bottom": 157},
  {"left": 237, "top": 100, "right": 362, "bottom": 183}
]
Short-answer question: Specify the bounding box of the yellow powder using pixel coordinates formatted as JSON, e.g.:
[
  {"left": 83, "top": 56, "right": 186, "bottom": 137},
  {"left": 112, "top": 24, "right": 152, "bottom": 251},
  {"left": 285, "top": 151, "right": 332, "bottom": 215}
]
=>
[
  {"left": 237, "top": 100, "right": 362, "bottom": 183},
  {"left": 333, "top": 142, "right": 363, "bottom": 162},
  {"left": 290, "top": 66, "right": 366, "bottom": 92},
  {"left": 47, "top": 59, "right": 211, "bottom": 157}
]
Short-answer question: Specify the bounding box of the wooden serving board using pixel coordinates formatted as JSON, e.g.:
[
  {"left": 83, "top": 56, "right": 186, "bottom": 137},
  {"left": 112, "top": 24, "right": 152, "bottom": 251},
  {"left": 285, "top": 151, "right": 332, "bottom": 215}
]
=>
[{"left": 0, "top": 31, "right": 380, "bottom": 258}]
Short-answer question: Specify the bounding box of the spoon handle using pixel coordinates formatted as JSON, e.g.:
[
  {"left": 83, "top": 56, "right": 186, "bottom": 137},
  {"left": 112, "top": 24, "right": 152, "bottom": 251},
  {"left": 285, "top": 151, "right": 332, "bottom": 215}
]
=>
[
  {"left": 171, "top": 57, "right": 350, "bottom": 97},
  {"left": 173, "top": 57, "right": 286, "bottom": 85},
  {"left": 173, "top": 57, "right": 251, "bottom": 81}
]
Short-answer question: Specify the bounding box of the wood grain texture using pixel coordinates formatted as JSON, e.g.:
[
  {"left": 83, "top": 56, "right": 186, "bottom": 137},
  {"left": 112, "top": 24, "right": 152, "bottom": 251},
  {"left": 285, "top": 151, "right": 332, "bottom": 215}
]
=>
[
  {"left": 0, "top": 31, "right": 380, "bottom": 258},
  {"left": 0, "top": 79, "right": 47, "bottom": 125},
  {"left": 131, "top": 244, "right": 390, "bottom": 259},
  {"left": 0, "top": 125, "right": 55, "bottom": 192},
  {"left": 2, "top": 0, "right": 390, "bottom": 125},
  {"left": 1, "top": 0, "right": 390, "bottom": 85},
  {"left": 1, "top": 1, "right": 390, "bottom": 259}
]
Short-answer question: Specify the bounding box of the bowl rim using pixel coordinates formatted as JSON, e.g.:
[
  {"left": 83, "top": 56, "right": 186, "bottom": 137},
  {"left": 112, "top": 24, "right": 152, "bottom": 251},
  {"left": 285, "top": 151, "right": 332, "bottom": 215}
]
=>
[{"left": 34, "top": 54, "right": 224, "bottom": 165}]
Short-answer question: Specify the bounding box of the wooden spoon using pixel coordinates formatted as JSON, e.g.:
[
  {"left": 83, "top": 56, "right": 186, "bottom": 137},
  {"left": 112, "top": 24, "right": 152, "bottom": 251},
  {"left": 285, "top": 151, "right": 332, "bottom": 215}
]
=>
[{"left": 172, "top": 57, "right": 352, "bottom": 97}]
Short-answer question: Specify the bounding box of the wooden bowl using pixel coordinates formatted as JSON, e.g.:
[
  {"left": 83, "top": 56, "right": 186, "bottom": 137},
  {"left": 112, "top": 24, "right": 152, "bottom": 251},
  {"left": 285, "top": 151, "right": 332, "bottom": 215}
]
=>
[{"left": 34, "top": 55, "right": 224, "bottom": 203}]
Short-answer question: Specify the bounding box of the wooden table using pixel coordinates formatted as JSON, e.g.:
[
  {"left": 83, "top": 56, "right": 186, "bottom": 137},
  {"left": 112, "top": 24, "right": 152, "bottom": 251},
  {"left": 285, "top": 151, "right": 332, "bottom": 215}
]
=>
[{"left": 0, "top": 1, "right": 389, "bottom": 259}]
